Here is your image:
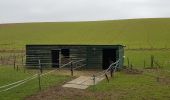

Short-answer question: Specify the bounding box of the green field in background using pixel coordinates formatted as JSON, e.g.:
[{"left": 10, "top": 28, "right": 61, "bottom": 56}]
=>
[{"left": 0, "top": 18, "right": 170, "bottom": 49}]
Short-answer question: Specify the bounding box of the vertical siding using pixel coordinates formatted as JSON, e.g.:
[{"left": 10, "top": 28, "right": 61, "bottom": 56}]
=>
[
  {"left": 86, "top": 47, "right": 102, "bottom": 69},
  {"left": 26, "top": 45, "right": 124, "bottom": 69},
  {"left": 118, "top": 46, "right": 124, "bottom": 68}
]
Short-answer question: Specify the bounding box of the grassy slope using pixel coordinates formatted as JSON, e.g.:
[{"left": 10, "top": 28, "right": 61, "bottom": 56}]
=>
[
  {"left": 125, "top": 50, "right": 170, "bottom": 69},
  {"left": 0, "top": 66, "right": 70, "bottom": 100},
  {"left": 0, "top": 18, "right": 170, "bottom": 49},
  {"left": 89, "top": 71, "right": 170, "bottom": 100},
  {"left": 0, "top": 18, "right": 170, "bottom": 100}
]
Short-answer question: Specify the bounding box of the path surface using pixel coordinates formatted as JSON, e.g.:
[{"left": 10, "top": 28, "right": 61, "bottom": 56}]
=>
[{"left": 62, "top": 76, "right": 104, "bottom": 89}]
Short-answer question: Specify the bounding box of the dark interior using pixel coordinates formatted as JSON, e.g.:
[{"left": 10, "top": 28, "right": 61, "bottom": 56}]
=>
[
  {"left": 61, "top": 49, "right": 70, "bottom": 58},
  {"left": 51, "top": 50, "right": 60, "bottom": 68},
  {"left": 102, "top": 49, "right": 117, "bottom": 70}
]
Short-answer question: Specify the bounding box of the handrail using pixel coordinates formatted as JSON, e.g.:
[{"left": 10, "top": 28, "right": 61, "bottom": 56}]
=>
[
  {"left": 0, "top": 59, "right": 86, "bottom": 93},
  {"left": 71, "top": 59, "right": 86, "bottom": 64},
  {"left": 95, "top": 59, "right": 120, "bottom": 78}
]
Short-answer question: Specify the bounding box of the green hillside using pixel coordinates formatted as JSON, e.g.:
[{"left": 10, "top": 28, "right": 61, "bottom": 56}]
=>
[{"left": 0, "top": 18, "right": 170, "bottom": 49}]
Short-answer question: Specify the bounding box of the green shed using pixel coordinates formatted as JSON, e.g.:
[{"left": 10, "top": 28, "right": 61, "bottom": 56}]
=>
[{"left": 26, "top": 45, "right": 125, "bottom": 70}]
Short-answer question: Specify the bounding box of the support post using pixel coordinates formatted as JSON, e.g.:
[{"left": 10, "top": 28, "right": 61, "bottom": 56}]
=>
[
  {"left": 13, "top": 56, "right": 16, "bottom": 70},
  {"left": 38, "top": 73, "right": 41, "bottom": 91},
  {"left": 17, "top": 65, "right": 19, "bottom": 71},
  {"left": 21, "top": 55, "right": 24, "bottom": 65},
  {"left": 130, "top": 63, "right": 133, "bottom": 70},
  {"left": 144, "top": 60, "right": 146, "bottom": 68},
  {"left": 151, "top": 55, "right": 154, "bottom": 68},
  {"left": 21, "top": 56, "right": 25, "bottom": 73},
  {"left": 110, "top": 68, "right": 113, "bottom": 77},
  {"left": 105, "top": 73, "right": 109, "bottom": 82},
  {"left": 93, "top": 75, "right": 96, "bottom": 85},
  {"left": 0, "top": 56, "right": 2, "bottom": 65},
  {"left": 71, "top": 62, "right": 73, "bottom": 76},
  {"left": 127, "top": 57, "right": 130, "bottom": 67},
  {"left": 39, "top": 60, "right": 42, "bottom": 74}
]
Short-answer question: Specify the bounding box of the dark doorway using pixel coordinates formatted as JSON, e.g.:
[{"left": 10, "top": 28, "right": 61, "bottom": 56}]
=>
[
  {"left": 102, "top": 49, "right": 117, "bottom": 70},
  {"left": 61, "top": 49, "right": 70, "bottom": 58},
  {"left": 51, "top": 50, "right": 60, "bottom": 68}
]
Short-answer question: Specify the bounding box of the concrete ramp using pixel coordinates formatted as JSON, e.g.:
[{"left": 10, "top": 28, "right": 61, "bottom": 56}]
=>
[{"left": 62, "top": 76, "right": 104, "bottom": 89}]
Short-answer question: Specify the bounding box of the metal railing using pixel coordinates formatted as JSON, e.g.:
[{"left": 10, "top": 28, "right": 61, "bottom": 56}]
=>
[{"left": 0, "top": 59, "right": 86, "bottom": 93}]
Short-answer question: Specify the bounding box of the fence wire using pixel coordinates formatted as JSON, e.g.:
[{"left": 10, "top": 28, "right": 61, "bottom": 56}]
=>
[{"left": 0, "top": 58, "right": 87, "bottom": 93}]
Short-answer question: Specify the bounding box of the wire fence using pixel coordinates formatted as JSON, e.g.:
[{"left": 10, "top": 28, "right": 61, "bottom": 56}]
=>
[
  {"left": 0, "top": 58, "right": 87, "bottom": 94},
  {"left": 73, "top": 59, "right": 120, "bottom": 86},
  {"left": 1, "top": 50, "right": 169, "bottom": 96},
  {"left": 0, "top": 74, "right": 37, "bottom": 93},
  {"left": 125, "top": 54, "right": 170, "bottom": 70}
]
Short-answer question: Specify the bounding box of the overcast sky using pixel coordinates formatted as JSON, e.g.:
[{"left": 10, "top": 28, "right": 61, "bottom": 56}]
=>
[{"left": 0, "top": 0, "right": 170, "bottom": 23}]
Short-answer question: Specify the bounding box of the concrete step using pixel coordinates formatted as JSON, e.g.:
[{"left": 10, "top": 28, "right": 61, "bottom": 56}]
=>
[{"left": 62, "top": 76, "right": 104, "bottom": 89}]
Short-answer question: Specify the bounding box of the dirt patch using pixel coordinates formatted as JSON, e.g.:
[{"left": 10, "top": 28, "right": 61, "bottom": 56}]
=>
[
  {"left": 25, "top": 69, "right": 121, "bottom": 100},
  {"left": 157, "top": 76, "right": 170, "bottom": 85},
  {"left": 123, "top": 68, "right": 143, "bottom": 74},
  {"left": 25, "top": 85, "right": 121, "bottom": 100},
  {"left": 144, "top": 67, "right": 161, "bottom": 69}
]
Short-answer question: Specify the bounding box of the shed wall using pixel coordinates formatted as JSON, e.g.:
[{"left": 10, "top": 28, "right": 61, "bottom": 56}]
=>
[{"left": 26, "top": 45, "right": 124, "bottom": 69}]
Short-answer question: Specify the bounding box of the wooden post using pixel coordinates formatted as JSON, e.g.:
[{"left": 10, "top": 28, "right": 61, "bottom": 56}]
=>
[
  {"left": 13, "top": 56, "right": 16, "bottom": 70},
  {"left": 70, "top": 62, "right": 73, "bottom": 76},
  {"left": 151, "top": 55, "right": 154, "bottom": 68},
  {"left": 39, "top": 60, "right": 42, "bottom": 74},
  {"left": 144, "top": 60, "right": 146, "bottom": 68},
  {"left": 93, "top": 75, "right": 96, "bottom": 85},
  {"left": 110, "top": 68, "right": 113, "bottom": 77},
  {"left": 21, "top": 56, "right": 26, "bottom": 73},
  {"left": 105, "top": 73, "right": 109, "bottom": 82},
  {"left": 127, "top": 57, "right": 130, "bottom": 67},
  {"left": 130, "top": 63, "right": 133, "bottom": 70},
  {"left": 17, "top": 65, "right": 19, "bottom": 71},
  {"left": 0, "top": 56, "right": 2, "bottom": 65},
  {"left": 38, "top": 60, "right": 42, "bottom": 91},
  {"left": 21, "top": 56, "right": 24, "bottom": 66},
  {"left": 38, "top": 73, "right": 41, "bottom": 91}
]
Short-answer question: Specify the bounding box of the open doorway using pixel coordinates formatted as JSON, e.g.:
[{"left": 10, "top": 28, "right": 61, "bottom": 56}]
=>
[
  {"left": 102, "top": 49, "right": 117, "bottom": 70},
  {"left": 51, "top": 50, "right": 60, "bottom": 68},
  {"left": 61, "top": 49, "right": 70, "bottom": 64},
  {"left": 61, "top": 49, "right": 70, "bottom": 58}
]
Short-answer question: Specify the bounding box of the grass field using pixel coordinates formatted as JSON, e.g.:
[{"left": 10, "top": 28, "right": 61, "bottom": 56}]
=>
[
  {"left": 23, "top": 69, "right": 170, "bottom": 100},
  {"left": 0, "top": 66, "right": 71, "bottom": 100},
  {"left": 0, "top": 18, "right": 170, "bottom": 99},
  {"left": 88, "top": 70, "right": 170, "bottom": 100},
  {"left": 125, "top": 50, "right": 170, "bottom": 69},
  {"left": 0, "top": 18, "right": 170, "bottom": 67},
  {"left": 0, "top": 18, "right": 170, "bottom": 49}
]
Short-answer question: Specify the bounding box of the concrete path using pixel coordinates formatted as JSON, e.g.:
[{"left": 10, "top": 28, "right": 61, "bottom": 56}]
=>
[{"left": 62, "top": 76, "right": 104, "bottom": 89}]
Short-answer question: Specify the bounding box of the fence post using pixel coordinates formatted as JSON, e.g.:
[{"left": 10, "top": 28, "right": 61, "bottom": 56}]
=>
[
  {"left": 71, "top": 62, "right": 73, "bottom": 76},
  {"left": 13, "top": 56, "right": 16, "bottom": 70},
  {"left": 21, "top": 55, "right": 26, "bottom": 73},
  {"left": 17, "top": 65, "right": 19, "bottom": 71},
  {"left": 1, "top": 56, "right": 3, "bottom": 64},
  {"left": 38, "top": 60, "right": 42, "bottom": 91},
  {"left": 151, "top": 55, "right": 154, "bottom": 68},
  {"left": 93, "top": 75, "right": 96, "bottom": 85},
  {"left": 105, "top": 73, "right": 109, "bottom": 82},
  {"left": 144, "top": 60, "right": 146, "bottom": 68},
  {"left": 130, "top": 63, "right": 133, "bottom": 70},
  {"left": 110, "top": 68, "right": 113, "bottom": 77},
  {"left": 38, "top": 73, "right": 41, "bottom": 91},
  {"left": 127, "top": 57, "right": 130, "bottom": 67},
  {"left": 39, "top": 60, "right": 42, "bottom": 74},
  {"left": 21, "top": 55, "right": 24, "bottom": 65}
]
